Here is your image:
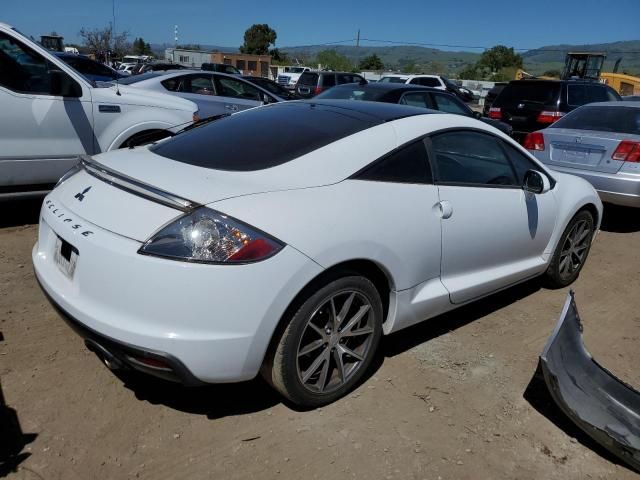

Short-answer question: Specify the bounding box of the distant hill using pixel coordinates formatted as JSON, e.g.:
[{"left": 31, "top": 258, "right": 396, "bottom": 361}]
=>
[{"left": 152, "top": 40, "right": 640, "bottom": 76}]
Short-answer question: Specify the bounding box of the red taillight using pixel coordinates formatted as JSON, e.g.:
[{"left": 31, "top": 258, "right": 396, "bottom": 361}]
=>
[
  {"left": 612, "top": 140, "right": 640, "bottom": 163},
  {"left": 536, "top": 110, "right": 564, "bottom": 124},
  {"left": 488, "top": 107, "right": 501, "bottom": 119},
  {"left": 228, "top": 238, "right": 280, "bottom": 262},
  {"left": 314, "top": 86, "right": 323, "bottom": 95},
  {"left": 523, "top": 132, "right": 545, "bottom": 151}
]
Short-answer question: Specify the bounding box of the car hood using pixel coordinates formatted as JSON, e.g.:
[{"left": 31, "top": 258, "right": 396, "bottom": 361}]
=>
[{"left": 91, "top": 84, "right": 196, "bottom": 112}]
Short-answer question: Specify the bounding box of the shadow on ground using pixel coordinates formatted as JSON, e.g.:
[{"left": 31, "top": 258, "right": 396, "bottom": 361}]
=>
[
  {"left": 0, "top": 199, "right": 43, "bottom": 229},
  {"left": 0, "top": 333, "right": 38, "bottom": 478},
  {"left": 523, "top": 363, "right": 634, "bottom": 473},
  {"left": 600, "top": 203, "right": 640, "bottom": 233}
]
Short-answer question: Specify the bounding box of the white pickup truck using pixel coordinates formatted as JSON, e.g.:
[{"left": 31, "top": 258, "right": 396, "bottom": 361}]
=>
[
  {"left": 0, "top": 23, "right": 199, "bottom": 199},
  {"left": 276, "top": 66, "right": 312, "bottom": 90}
]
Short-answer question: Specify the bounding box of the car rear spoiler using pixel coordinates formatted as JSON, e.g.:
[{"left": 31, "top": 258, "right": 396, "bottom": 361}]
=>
[{"left": 540, "top": 291, "right": 640, "bottom": 472}]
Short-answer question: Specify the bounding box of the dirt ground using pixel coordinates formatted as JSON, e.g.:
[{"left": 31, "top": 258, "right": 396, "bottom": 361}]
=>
[{"left": 1, "top": 198, "right": 639, "bottom": 480}]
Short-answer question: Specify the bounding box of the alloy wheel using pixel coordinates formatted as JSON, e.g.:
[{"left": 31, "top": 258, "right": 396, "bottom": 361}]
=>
[
  {"left": 296, "top": 290, "right": 375, "bottom": 394},
  {"left": 558, "top": 219, "right": 592, "bottom": 279}
]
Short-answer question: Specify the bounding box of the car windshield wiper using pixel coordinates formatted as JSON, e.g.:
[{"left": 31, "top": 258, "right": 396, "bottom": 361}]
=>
[{"left": 174, "top": 113, "right": 231, "bottom": 135}]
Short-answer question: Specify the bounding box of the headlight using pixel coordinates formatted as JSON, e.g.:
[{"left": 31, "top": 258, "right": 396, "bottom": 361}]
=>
[
  {"left": 138, "top": 207, "right": 284, "bottom": 264},
  {"left": 289, "top": 77, "right": 297, "bottom": 84},
  {"left": 54, "top": 162, "right": 82, "bottom": 188}
]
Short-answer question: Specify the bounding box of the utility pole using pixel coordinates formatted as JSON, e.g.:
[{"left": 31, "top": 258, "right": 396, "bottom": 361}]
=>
[
  {"left": 356, "top": 29, "right": 360, "bottom": 47},
  {"left": 174, "top": 25, "right": 178, "bottom": 49}
]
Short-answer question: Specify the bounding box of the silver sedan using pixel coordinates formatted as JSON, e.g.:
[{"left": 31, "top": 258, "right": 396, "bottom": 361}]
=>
[
  {"left": 524, "top": 102, "right": 640, "bottom": 207},
  {"left": 115, "top": 70, "right": 288, "bottom": 119}
]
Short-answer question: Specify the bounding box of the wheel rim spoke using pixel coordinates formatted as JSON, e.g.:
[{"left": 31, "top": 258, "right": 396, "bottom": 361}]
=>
[
  {"left": 335, "top": 292, "right": 355, "bottom": 328},
  {"left": 298, "top": 339, "right": 325, "bottom": 357},
  {"left": 316, "top": 352, "right": 331, "bottom": 392},
  {"left": 340, "top": 304, "right": 371, "bottom": 336},
  {"left": 333, "top": 348, "right": 346, "bottom": 383},
  {"left": 338, "top": 344, "right": 364, "bottom": 362},
  {"left": 341, "top": 326, "right": 374, "bottom": 338},
  {"left": 302, "top": 347, "right": 329, "bottom": 383}
]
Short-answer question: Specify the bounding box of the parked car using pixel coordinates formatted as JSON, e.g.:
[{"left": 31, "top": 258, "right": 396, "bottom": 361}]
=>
[
  {"left": 524, "top": 102, "right": 640, "bottom": 207},
  {"left": 0, "top": 23, "right": 198, "bottom": 199},
  {"left": 379, "top": 74, "right": 473, "bottom": 102},
  {"left": 54, "top": 52, "right": 126, "bottom": 82},
  {"left": 116, "top": 70, "right": 288, "bottom": 119},
  {"left": 295, "top": 71, "right": 366, "bottom": 98},
  {"left": 201, "top": 63, "right": 241, "bottom": 75},
  {"left": 276, "top": 66, "right": 312, "bottom": 90},
  {"left": 117, "top": 64, "right": 135, "bottom": 75},
  {"left": 315, "top": 83, "right": 513, "bottom": 135},
  {"left": 489, "top": 80, "right": 621, "bottom": 142},
  {"left": 482, "top": 82, "right": 508, "bottom": 116},
  {"left": 242, "top": 75, "right": 300, "bottom": 100},
  {"left": 33, "top": 100, "right": 602, "bottom": 407}
]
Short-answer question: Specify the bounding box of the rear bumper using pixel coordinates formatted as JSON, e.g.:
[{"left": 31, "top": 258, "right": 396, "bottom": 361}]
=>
[
  {"left": 540, "top": 292, "right": 640, "bottom": 472},
  {"left": 545, "top": 165, "right": 640, "bottom": 208}
]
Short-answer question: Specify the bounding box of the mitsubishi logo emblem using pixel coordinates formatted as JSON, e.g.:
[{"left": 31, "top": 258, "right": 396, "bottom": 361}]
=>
[{"left": 74, "top": 186, "right": 91, "bottom": 202}]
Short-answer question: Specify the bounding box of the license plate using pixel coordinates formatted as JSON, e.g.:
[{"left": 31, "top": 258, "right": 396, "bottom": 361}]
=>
[
  {"left": 561, "top": 148, "right": 589, "bottom": 164},
  {"left": 54, "top": 236, "right": 79, "bottom": 279}
]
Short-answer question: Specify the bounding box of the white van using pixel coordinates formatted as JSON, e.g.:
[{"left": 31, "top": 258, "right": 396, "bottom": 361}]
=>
[{"left": 0, "top": 23, "right": 198, "bottom": 199}]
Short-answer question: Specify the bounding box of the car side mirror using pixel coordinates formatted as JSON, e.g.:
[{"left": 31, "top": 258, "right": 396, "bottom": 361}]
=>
[
  {"left": 50, "top": 69, "right": 82, "bottom": 97},
  {"left": 473, "top": 111, "right": 482, "bottom": 119},
  {"left": 523, "top": 170, "right": 551, "bottom": 194}
]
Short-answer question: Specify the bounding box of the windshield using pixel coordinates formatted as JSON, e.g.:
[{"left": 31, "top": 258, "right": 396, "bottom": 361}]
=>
[
  {"left": 315, "top": 86, "right": 385, "bottom": 101},
  {"left": 379, "top": 76, "right": 407, "bottom": 84},
  {"left": 243, "top": 77, "right": 289, "bottom": 97},
  {"left": 286, "top": 67, "right": 306, "bottom": 73},
  {"left": 551, "top": 105, "right": 640, "bottom": 134}
]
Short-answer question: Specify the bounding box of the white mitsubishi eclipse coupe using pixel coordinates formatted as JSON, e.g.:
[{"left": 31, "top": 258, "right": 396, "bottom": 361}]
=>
[{"left": 33, "top": 100, "right": 602, "bottom": 406}]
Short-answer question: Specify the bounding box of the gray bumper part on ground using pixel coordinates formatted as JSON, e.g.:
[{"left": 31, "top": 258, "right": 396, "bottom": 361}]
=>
[{"left": 540, "top": 291, "right": 640, "bottom": 472}]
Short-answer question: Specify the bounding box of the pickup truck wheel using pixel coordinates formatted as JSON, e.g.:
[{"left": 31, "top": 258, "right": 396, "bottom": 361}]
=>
[{"left": 119, "top": 130, "right": 172, "bottom": 149}]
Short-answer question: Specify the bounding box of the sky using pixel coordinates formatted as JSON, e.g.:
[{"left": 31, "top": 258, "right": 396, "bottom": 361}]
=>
[{"left": 3, "top": 0, "right": 639, "bottom": 51}]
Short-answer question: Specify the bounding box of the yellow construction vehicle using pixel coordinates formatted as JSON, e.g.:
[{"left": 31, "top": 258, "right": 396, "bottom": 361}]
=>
[{"left": 515, "top": 52, "right": 640, "bottom": 96}]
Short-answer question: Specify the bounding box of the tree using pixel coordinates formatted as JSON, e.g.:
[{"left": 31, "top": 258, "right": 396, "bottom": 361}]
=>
[
  {"left": 240, "top": 24, "right": 277, "bottom": 55},
  {"left": 79, "top": 25, "right": 129, "bottom": 58},
  {"left": 269, "top": 48, "right": 289, "bottom": 65},
  {"left": 458, "top": 64, "right": 480, "bottom": 80},
  {"left": 359, "top": 53, "right": 384, "bottom": 70},
  {"left": 316, "top": 50, "right": 354, "bottom": 71},
  {"left": 132, "top": 37, "right": 152, "bottom": 55},
  {"left": 478, "top": 45, "right": 523, "bottom": 73}
]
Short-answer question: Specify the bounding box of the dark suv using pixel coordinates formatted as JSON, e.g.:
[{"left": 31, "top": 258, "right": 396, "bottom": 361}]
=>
[
  {"left": 489, "top": 80, "right": 621, "bottom": 142},
  {"left": 295, "top": 71, "right": 366, "bottom": 98}
]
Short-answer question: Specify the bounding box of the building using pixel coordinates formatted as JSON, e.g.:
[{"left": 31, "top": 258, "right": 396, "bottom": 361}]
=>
[{"left": 165, "top": 48, "right": 271, "bottom": 77}]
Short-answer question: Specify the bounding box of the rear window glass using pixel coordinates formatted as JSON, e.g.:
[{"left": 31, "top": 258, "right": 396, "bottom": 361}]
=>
[
  {"left": 410, "top": 77, "right": 440, "bottom": 87},
  {"left": 298, "top": 72, "right": 318, "bottom": 86},
  {"left": 551, "top": 105, "right": 640, "bottom": 135},
  {"left": 496, "top": 82, "right": 561, "bottom": 105},
  {"left": 150, "top": 103, "right": 380, "bottom": 171},
  {"left": 315, "top": 86, "right": 385, "bottom": 101},
  {"left": 379, "top": 76, "right": 407, "bottom": 84}
]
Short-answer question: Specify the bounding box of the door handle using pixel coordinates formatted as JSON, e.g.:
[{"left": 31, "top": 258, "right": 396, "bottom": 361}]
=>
[
  {"left": 437, "top": 200, "right": 453, "bottom": 219},
  {"left": 225, "top": 104, "right": 239, "bottom": 112}
]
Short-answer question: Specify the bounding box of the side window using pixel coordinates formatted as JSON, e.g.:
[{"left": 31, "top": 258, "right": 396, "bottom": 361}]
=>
[
  {"left": 606, "top": 87, "right": 620, "bottom": 101},
  {"left": 189, "top": 75, "right": 216, "bottom": 95},
  {"left": 322, "top": 74, "right": 336, "bottom": 87},
  {"left": 399, "top": 93, "right": 431, "bottom": 109},
  {"left": 337, "top": 74, "right": 358, "bottom": 85},
  {"left": 502, "top": 142, "right": 541, "bottom": 183},
  {"left": 432, "top": 94, "right": 468, "bottom": 115},
  {"left": 161, "top": 76, "right": 182, "bottom": 92},
  {"left": 588, "top": 85, "right": 610, "bottom": 103},
  {"left": 355, "top": 140, "right": 432, "bottom": 184},
  {"left": 431, "top": 130, "right": 518, "bottom": 186},
  {"left": 0, "top": 32, "right": 53, "bottom": 94},
  {"left": 215, "top": 76, "right": 262, "bottom": 100}
]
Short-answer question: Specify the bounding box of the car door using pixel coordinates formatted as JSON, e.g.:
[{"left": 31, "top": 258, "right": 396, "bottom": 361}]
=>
[
  {"left": 0, "top": 30, "right": 95, "bottom": 190},
  {"left": 213, "top": 75, "right": 264, "bottom": 112},
  {"left": 428, "top": 129, "right": 556, "bottom": 304}
]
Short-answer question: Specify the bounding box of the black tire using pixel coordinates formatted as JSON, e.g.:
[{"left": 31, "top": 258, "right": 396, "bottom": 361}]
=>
[
  {"left": 544, "top": 210, "right": 595, "bottom": 288},
  {"left": 266, "top": 275, "right": 383, "bottom": 407}
]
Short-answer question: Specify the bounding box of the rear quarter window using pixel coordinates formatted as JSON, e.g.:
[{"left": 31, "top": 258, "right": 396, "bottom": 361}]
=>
[
  {"left": 496, "top": 82, "right": 561, "bottom": 106},
  {"left": 298, "top": 72, "right": 318, "bottom": 86}
]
